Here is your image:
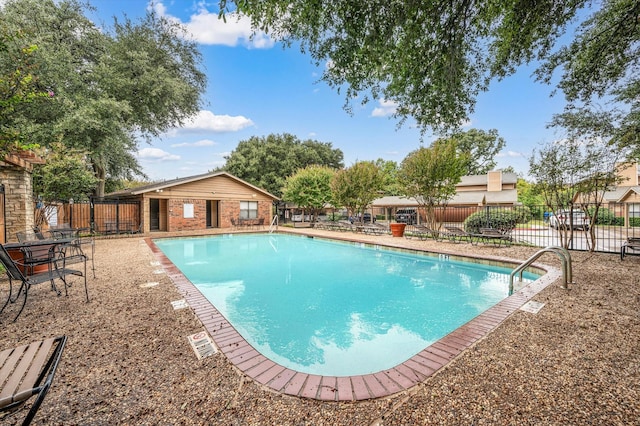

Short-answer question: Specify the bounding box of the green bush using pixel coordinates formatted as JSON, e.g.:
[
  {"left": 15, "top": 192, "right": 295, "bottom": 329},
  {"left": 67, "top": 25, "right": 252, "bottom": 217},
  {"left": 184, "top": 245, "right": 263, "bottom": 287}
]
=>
[
  {"left": 586, "top": 207, "right": 618, "bottom": 225},
  {"left": 463, "top": 209, "right": 523, "bottom": 233}
]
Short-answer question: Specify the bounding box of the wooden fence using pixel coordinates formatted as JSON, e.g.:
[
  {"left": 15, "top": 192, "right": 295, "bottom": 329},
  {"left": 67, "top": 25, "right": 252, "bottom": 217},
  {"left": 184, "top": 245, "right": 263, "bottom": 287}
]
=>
[{"left": 39, "top": 199, "right": 141, "bottom": 235}]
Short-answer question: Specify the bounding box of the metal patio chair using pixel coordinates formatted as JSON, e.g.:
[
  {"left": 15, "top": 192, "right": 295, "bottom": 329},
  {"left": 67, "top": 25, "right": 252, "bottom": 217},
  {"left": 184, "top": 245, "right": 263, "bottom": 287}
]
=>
[
  {"left": 0, "top": 244, "right": 88, "bottom": 322},
  {"left": 620, "top": 237, "right": 640, "bottom": 260},
  {"left": 0, "top": 336, "right": 67, "bottom": 425}
]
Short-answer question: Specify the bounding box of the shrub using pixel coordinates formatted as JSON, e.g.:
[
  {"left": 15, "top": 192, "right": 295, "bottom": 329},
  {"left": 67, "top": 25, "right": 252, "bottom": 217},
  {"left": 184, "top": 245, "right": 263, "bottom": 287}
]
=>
[
  {"left": 463, "top": 209, "right": 523, "bottom": 233},
  {"left": 586, "top": 206, "right": 618, "bottom": 225}
]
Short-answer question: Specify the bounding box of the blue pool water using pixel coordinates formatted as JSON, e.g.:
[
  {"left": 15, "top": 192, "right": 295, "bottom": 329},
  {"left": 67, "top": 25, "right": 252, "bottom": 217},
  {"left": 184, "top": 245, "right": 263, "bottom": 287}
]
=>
[{"left": 154, "top": 234, "right": 537, "bottom": 376}]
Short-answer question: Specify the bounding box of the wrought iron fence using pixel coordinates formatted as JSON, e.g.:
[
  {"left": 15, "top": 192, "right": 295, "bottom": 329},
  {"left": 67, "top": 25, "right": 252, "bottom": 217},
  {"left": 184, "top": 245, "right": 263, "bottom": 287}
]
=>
[{"left": 389, "top": 204, "right": 639, "bottom": 254}]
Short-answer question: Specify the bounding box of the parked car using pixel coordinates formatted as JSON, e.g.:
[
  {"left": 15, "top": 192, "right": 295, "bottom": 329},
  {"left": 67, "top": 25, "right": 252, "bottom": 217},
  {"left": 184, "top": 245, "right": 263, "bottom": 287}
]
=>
[
  {"left": 362, "top": 213, "right": 375, "bottom": 223},
  {"left": 548, "top": 210, "right": 590, "bottom": 230},
  {"left": 350, "top": 213, "right": 375, "bottom": 223},
  {"left": 395, "top": 208, "right": 417, "bottom": 225}
]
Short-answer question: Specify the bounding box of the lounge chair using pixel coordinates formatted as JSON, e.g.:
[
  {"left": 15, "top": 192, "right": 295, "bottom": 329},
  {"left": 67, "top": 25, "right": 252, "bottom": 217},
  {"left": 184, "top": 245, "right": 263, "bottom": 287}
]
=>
[
  {"left": 0, "top": 336, "right": 67, "bottom": 425},
  {"left": 620, "top": 237, "right": 640, "bottom": 260},
  {"left": 359, "top": 223, "right": 388, "bottom": 235},
  {"left": 0, "top": 243, "right": 88, "bottom": 322},
  {"left": 443, "top": 226, "right": 474, "bottom": 243},
  {"left": 405, "top": 224, "right": 441, "bottom": 241},
  {"left": 479, "top": 228, "right": 512, "bottom": 247}
]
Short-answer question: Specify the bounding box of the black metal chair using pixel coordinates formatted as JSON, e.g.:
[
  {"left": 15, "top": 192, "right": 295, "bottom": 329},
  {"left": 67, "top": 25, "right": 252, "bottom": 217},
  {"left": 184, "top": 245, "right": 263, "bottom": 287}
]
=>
[
  {"left": 52, "top": 228, "right": 95, "bottom": 279},
  {"left": 0, "top": 336, "right": 67, "bottom": 425},
  {"left": 620, "top": 237, "right": 640, "bottom": 260},
  {"left": 0, "top": 244, "right": 88, "bottom": 322}
]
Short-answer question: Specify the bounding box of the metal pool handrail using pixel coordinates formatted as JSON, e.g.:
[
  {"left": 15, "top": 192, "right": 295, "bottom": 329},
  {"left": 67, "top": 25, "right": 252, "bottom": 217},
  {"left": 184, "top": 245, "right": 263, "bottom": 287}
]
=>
[
  {"left": 509, "top": 246, "right": 573, "bottom": 295},
  {"left": 269, "top": 215, "right": 278, "bottom": 233}
]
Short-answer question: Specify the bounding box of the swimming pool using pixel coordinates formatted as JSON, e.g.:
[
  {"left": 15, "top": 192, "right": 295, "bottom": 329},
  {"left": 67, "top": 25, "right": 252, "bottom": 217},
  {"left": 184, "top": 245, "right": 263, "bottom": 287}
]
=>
[{"left": 153, "top": 234, "right": 539, "bottom": 377}]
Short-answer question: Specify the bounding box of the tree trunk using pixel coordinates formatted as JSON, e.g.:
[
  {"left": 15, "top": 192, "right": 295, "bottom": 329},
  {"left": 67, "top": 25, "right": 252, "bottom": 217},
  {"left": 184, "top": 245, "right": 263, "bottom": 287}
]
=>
[{"left": 94, "top": 163, "right": 106, "bottom": 198}]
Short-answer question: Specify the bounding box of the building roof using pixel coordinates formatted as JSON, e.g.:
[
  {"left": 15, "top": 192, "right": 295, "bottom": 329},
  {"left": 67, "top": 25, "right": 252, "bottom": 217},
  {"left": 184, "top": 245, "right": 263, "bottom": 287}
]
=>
[
  {"left": 372, "top": 189, "right": 518, "bottom": 208},
  {"left": 615, "top": 186, "right": 640, "bottom": 203},
  {"left": 458, "top": 172, "right": 518, "bottom": 187},
  {"left": 106, "top": 171, "right": 280, "bottom": 200}
]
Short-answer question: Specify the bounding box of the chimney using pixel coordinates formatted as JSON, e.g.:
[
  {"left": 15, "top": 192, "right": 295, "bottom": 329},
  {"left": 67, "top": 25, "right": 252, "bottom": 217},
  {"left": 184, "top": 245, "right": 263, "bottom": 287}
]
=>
[
  {"left": 487, "top": 170, "right": 502, "bottom": 192},
  {"left": 616, "top": 162, "right": 638, "bottom": 186}
]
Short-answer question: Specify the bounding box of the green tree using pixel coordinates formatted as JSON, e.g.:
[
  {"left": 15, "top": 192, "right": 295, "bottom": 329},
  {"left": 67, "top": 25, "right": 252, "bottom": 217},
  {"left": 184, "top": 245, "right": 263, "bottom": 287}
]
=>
[
  {"left": 221, "top": 0, "right": 587, "bottom": 133},
  {"left": 0, "top": 28, "right": 52, "bottom": 153},
  {"left": 374, "top": 158, "right": 402, "bottom": 195},
  {"left": 398, "top": 140, "right": 468, "bottom": 230},
  {"left": 0, "top": 0, "right": 206, "bottom": 196},
  {"left": 501, "top": 165, "right": 517, "bottom": 174},
  {"left": 224, "top": 133, "right": 344, "bottom": 197},
  {"left": 331, "top": 161, "right": 383, "bottom": 223},
  {"left": 529, "top": 139, "right": 623, "bottom": 251},
  {"left": 32, "top": 142, "right": 99, "bottom": 228},
  {"left": 516, "top": 178, "right": 545, "bottom": 220},
  {"left": 538, "top": 0, "right": 640, "bottom": 159},
  {"left": 33, "top": 143, "right": 98, "bottom": 202},
  {"left": 282, "top": 165, "right": 335, "bottom": 223},
  {"left": 449, "top": 129, "right": 506, "bottom": 175}
]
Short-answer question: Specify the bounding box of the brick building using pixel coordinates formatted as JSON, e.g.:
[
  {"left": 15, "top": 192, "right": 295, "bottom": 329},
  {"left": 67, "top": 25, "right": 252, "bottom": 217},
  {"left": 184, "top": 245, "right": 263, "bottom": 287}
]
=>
[
  {"left": 107, "top": 171, "right": 279, "bottom": 233},
  {"left": 0, "top": 151, "right": 46, "bottom": 243}
]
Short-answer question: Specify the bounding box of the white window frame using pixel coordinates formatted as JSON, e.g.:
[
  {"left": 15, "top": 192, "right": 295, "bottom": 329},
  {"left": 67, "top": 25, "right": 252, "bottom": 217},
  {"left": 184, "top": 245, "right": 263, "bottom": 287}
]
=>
[{"left": 240, "top": 201, "right": 258, "bottom": 219}]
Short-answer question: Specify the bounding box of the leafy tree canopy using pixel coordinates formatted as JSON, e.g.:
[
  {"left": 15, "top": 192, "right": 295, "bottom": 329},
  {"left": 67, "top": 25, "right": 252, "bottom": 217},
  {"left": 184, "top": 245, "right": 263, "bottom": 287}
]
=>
[
  {"left": 0, "top": 0, "right": 206, "bottom": 196},
  {"left": 330, "top": 161, "right": 384, "bottom": 222},
  {"left": 32, "top": 142, "right": 99, "bottom": 202},
  {"left": 529, "top": 139, "right": 624, "bottom": 251},
  {"left": 398, "top": 139, "right": 468, "bottom": 228},
  {"left": 223, "top": 133, "right": 344, "bottom": 197},
  {"left": 282, "top": 165, "right": 335, "bottom": 221},
  {"left": 447, "top": 129, "right": 506, "bottom": 175},
  {"left": 0, "top": 28, "right": 53, "bottom": 153},
  {"left": 374, "top": 158, "right": 402, "bottom": 196},
  {"left": 221, "top": 0, "right": 587, "bottom": 133},
  {"left": 538, "top": 0, "right": 639, "bottom": 158}
]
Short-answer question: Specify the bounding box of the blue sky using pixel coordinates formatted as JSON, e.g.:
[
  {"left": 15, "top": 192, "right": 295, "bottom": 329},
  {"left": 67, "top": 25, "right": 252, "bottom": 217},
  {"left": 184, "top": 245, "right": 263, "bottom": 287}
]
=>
[{"left": 88, "top": 0, "right": 572, "bottom": 181}]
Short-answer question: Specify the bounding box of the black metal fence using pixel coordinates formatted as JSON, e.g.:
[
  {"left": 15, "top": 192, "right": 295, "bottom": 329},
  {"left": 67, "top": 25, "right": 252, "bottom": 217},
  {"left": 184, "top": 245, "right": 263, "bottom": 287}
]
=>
[{"left": 385, "top": 204, "right": 639, "bottom": 254}]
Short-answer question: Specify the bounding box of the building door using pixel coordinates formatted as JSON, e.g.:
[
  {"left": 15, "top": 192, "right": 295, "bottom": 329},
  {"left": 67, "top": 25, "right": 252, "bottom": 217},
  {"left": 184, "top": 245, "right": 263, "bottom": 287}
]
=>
[
  {"left": 206, "top": 200, "right": 219, "bottom": 228},
  {"left": 150, "top": 198, "right": 160, "bottom": 231}
]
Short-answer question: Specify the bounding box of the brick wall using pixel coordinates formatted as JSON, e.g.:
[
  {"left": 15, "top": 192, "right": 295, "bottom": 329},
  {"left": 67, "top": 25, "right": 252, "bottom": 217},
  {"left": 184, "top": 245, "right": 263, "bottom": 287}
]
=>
[
  {"left": 219, "top": 200, "right": 273, "bottom": 229},
  {"left": 167, "top": 199, "right": 206, "bottom": 232},
  {"left": 0, "top": 165, "right": 35, "bottom": 242}
]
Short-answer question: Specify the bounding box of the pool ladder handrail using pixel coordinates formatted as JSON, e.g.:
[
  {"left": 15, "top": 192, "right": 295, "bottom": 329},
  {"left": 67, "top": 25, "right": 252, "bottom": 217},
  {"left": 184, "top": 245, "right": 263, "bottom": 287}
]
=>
[
  {"left": 509, "top": 246, "right": 573, "bottom": 295},
  {"left": 269, "top": 215, "right": 278, "bottom": 233}
]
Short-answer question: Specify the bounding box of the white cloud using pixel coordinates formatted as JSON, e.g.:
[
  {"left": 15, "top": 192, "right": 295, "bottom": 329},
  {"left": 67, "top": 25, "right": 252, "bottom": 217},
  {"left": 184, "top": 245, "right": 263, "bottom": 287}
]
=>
[
  {"left": 154, "top": 3, "right": 274, "bottom": 48},
  {"left": 137, "top": 147, "right": 180, "bottom": 161},
  {"left": 497, "top": 150, "right": 524, "bottom": 158},
  {"left": 178, "top": 110, "right": 254, "bottom": 133},
  {"left": 170, "top": 139, "right": 217, "bottom": 148},
  {"left": 371, "top": 99, "right": 398, "bottom": 117}
]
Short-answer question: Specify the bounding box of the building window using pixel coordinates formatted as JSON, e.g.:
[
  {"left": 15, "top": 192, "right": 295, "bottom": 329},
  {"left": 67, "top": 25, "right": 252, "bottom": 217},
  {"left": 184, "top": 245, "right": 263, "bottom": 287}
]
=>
[{"left": 240, "top": 201, "right": 258, "bottom": 219}]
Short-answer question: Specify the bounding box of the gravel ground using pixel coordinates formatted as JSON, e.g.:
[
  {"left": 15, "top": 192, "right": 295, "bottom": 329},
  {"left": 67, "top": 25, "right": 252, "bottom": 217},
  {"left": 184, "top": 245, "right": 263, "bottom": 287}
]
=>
[{"left": 1, "top": 228, "right": 639, "bottom": 425}]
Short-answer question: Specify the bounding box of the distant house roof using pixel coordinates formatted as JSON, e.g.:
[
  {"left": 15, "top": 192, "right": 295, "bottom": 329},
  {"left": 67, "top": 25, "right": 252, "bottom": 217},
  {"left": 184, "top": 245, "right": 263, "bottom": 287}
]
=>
[
  {"left": 458, "top": 172, "right": 518, "bottom": 187},
  {"left": 616, "top": 186, "right": 640, "bottom": 203},
  {"left": 106, "top": 171, "right": 280, "bottom": 200},
  {"left": 372, "top": 189, "right": 518, "bottom": 208}
]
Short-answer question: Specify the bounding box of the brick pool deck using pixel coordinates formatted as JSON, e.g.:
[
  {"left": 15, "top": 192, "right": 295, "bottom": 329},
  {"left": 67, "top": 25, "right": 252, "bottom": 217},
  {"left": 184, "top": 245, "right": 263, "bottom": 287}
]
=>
[{"left": 145, "top": 231, "right": 560, "bottom": 401}]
